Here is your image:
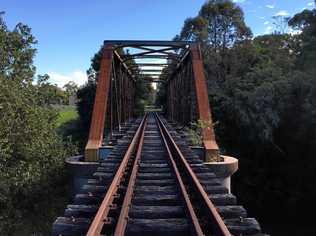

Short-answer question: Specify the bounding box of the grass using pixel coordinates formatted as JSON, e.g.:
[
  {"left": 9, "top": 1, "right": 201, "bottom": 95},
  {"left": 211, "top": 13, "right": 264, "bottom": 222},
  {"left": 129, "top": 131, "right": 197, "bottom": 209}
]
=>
[
  {"left": 55, "top": 105, "right": 86, "bottom": 152},
  {"left": 56, "top": 105, "right": 78, "bottom": 127}
]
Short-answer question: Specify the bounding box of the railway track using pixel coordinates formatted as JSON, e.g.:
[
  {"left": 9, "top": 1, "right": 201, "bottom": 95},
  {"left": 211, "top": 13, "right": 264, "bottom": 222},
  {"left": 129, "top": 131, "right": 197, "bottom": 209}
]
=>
[{"left": 53, "top": 113, "right": 262, "bottom": 236}]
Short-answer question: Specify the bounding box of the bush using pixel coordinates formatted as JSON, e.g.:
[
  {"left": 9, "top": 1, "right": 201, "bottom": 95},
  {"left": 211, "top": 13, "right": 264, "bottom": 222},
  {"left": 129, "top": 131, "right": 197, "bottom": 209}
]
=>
[{"left": 0, "top": 14, "right": 77, "bottom": 233}]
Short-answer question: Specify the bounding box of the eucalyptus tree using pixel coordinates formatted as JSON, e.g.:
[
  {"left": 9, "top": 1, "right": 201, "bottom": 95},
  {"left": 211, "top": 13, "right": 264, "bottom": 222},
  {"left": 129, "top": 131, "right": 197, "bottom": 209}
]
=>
[{"left": 175, "top": 0, "right": 252, "bottom": 82}]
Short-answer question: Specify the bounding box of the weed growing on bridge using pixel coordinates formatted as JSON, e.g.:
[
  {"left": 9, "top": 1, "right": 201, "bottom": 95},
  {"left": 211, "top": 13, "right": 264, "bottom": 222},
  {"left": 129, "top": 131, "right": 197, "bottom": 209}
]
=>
[{"left": 185, "top": 119, "right": 216, "bottom": 146}]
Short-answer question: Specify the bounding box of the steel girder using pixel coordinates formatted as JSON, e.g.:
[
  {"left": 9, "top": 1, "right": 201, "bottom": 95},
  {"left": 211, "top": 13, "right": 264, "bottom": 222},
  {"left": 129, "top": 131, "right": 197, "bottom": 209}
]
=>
[
  {"left": 85, "top": 41, "right": 219, "bottom": 162},
  {"left": 85, "top": 44, "right": 135, "bottom": 161},
  {"left": 165, "top": 44, "right": 220, "bottom": 162}
]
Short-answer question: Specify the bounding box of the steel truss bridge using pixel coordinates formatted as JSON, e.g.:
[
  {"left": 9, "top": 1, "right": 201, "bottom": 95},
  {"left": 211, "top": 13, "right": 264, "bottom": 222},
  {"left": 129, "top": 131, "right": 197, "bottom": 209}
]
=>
[
  {"left": 53, "top": 41, "right": 263, "bottom": 236},
  {"left": 85, "top": 40, "right": 219, "bottom": 163}
]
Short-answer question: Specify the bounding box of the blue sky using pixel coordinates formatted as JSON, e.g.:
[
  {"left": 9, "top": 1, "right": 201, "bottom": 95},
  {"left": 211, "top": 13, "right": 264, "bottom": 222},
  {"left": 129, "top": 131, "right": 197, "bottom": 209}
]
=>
[{"left": 1, "top": 0, "right": 315, "bottom": 87}]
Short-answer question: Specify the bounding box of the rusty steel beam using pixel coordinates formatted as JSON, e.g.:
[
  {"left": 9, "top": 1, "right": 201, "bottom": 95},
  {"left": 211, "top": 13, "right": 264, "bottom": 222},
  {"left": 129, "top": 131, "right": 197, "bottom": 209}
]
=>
[
  {"left": 104, "top": 40, "right": 192, "bottom": 48},
  {"left": 113, "top": 50, "right": 135, "bottom": 80},
  {"left": 106, "top": 41, "right": 191, "bottom": 79},
  {"left": 140, "top": 71, "right": 164, "bottom": 74},
  {"left": 123, "top": 54, "right": 180, "bottom": 62},
  {"left": 122, "top": 47, "right": 178, "bottom": 58},
  {"left": 129, "top": 45, "right": 177, "bottom": 52},
  {"left": 137, "top": 69, "right": 164, "bottom": 72},
  {"left": 85, "top": 44, "right": 113, "bottom": 161},
  {"left": 190, "top": 44, "right": 221, "bottom": 162},
  {"left": 131, "top": 63, "right": 171, "bottom": 67},
  {"left": 85, "top": 40, "right": 219, "bottom": 163}
]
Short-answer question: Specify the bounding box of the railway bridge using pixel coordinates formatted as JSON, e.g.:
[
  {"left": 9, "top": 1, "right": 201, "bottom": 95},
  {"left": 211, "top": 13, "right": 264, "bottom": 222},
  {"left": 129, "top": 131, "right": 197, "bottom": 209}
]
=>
[{"left": 53, "top": 41, "right": 263, "bottom": 236}]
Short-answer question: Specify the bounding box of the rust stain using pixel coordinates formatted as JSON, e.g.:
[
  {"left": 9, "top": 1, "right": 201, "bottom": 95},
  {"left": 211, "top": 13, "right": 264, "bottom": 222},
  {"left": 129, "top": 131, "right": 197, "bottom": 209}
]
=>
[
  {"left": 85, "top": 44, "right": 113, "bottom": 161},
  {"left": 191, "top": 43, "right": 221, "bottom": 162}
]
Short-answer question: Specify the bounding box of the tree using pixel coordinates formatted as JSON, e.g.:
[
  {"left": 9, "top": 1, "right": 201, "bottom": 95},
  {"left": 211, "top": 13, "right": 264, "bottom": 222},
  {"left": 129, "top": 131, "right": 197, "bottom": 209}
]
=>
[
  {"left": 37, "top": 74, "right": 67, "bottom": 105},
  {"left": 272, "top": 16, "right": 291, "bottom": 34},
  {"left": 63, "top": 81, "right": 78, "bottom": 96},
  {"left": 289, "top": 8, "right": 316, "bottom": 72},
  {"left": 175, "top": 0, "right": 252, "bottom": 83},
  {"left": 176, "top": 0, "right": 251, "bottom": 48},
  {"left": 63, "top": 81, "right": 78, "bottom": 104},
  {"left": 134, "top": 77, "right": 154, "bottom": 115},
  {"left": 174, "top": 1, "right": 316, "bottom": 226},
  {"left": 76, "top": 79, "right": 96, "bottom": 143},
  {"left": 0, "top": 13, "right": 76, "bottom": 233},
  {"left": 0, "top": 12, "right": 36, "bottom": 83}
]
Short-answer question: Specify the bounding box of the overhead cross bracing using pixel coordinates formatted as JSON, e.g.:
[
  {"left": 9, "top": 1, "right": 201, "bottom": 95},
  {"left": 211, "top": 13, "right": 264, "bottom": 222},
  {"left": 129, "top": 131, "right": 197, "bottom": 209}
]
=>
[{"left": 103, "top": 40, "right": 192, "bottom": 83}]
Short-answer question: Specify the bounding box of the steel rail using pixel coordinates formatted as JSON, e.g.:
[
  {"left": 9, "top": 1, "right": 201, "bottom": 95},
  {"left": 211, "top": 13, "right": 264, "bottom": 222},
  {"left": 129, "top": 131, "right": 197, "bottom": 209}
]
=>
[
  {"left": 156, "top": 115, "right": 204, "bottom": 236},
  {"left": 114, "top": 117, "right": 148, "bottom": 235},
  {"left": 115, "top": 114, "right": 203, "bottom": 235},
  {"left": 86, "top": 115, "right": 147, "bottom": 236},
  {"left": 155, "top": 113, "right": 231, "bottom": 236}
]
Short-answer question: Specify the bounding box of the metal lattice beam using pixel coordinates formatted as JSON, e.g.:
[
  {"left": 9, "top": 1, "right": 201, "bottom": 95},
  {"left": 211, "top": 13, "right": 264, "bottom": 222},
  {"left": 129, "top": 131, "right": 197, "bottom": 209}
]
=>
[{"left": 85, "top": 40, "right": 219, "bottom": 163}]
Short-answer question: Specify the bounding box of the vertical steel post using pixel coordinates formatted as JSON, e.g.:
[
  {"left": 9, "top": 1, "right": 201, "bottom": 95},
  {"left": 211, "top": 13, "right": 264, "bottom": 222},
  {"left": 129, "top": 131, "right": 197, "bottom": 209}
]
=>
[
  {"left": 85, "top": 44, "right": 113, "bottom": 161},
  {"left": 191, "top": 44, "right": 221, "bottom": 162}
]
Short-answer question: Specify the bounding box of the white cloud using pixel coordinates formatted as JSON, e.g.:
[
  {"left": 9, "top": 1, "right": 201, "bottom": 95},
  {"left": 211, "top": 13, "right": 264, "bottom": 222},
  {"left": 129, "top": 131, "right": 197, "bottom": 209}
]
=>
[
  {"left": 274, "top": 10, "right": 289, "bottom": 17},
  {"left": 264, "top": 21, "right": 270, "bottom": 25},
  {"left": 265, "top": 26, "right": 273, "bottom": 34},
  {"left": 307, "top": 2, "right": 314, "bottom": 6},
  {"left": 48, "top": 70, "right": 87, "bottom": 88},
  {"left": 259, "top": 16, "right": 265, "bottom": 20},
  {"left": 232, "top": 0, "right": 246, "bottom": 3},
  {"left": 289, "top": 28, "right": 302, "bottom": 35},
  {"left": 265, "top": 4, "right": 275, "bottom": 9}
]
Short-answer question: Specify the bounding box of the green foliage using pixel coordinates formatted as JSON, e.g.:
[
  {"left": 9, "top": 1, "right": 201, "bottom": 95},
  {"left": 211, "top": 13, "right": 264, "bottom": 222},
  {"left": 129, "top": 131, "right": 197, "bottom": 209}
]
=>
[
  {"left": 135, "top": 78, "right": 154, "bottom": 115},
  {"left": 175, "top": 0, "right": 316, "bottom": 224},
  {"left": 210, "top": 34, "right": 316, "bottom": 222},
  {"left": 76, "top": 79, "right": 97, "bottom": 147},
  {"left": 76, "top": 47, "right": 154, "bottom": 145},
  {"left": 155, "top": 83, "right": 166, "bottom": 110},
  {"left": 185, "top": 119, "right": 215, "bottom": 146},
  {"left": 56, "top": 106, "right": 78, "bottom": 127},
  {"left": 0, "top": 14, "right": 77, "bottom": 233},
  {"left": 175, "top": 0, "right": 252, "bottom": 83},
  {"left": 289, "top": 8, "right": 316, "bottom": 73},
  {"left": 0, "top": 13, "right": 36, "bottom": 83},
  {"left": 37, "top": 74, "right": 68, "bottom": 105},
  {"left": 63, "top": 81, "right": 79, "bottom": 103},
  {"left": 176, "top": 0, "right": 252, "bottom": 46}
]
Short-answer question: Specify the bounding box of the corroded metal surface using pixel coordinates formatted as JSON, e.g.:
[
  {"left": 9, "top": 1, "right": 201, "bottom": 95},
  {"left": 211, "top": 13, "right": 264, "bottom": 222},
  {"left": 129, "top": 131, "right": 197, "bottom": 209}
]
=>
[
  {"left": 85, "top": 40, "right": 221, "bottom": 163},
  {"left": 85, "top": 44, "right": 114, "bottom": 161},
  {"left": 190, "top": 44, "right": 220, "bottom": 162}
]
